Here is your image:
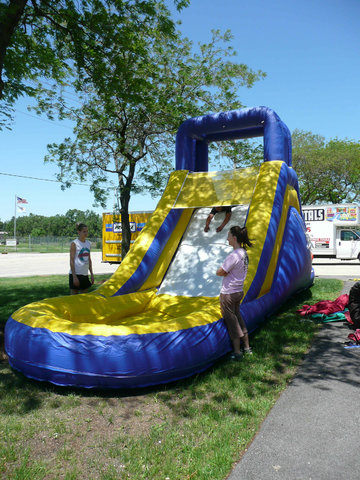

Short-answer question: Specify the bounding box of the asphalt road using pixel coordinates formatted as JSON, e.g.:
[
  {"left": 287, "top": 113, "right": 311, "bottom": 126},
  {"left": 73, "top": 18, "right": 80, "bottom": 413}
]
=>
[
  {"left": 311, "top": 257, "right": 360, "bottom": 280},
  {"left": 0, "top": 252, "right": 359, "bottom": 279},
  {"left": 0, "top": 252, "right": 118, "bottom": 278}
]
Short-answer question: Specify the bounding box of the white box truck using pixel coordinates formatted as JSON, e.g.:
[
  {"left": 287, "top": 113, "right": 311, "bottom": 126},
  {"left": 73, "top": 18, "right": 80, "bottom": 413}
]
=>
[{"left": 302, "top": 204, "right": 360, "bottom": 260}]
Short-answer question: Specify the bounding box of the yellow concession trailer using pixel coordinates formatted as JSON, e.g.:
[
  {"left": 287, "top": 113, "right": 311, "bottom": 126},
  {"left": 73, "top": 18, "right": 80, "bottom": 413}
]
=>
[{"left": 102, "top": 212, "right": 153, "bottom": 263}]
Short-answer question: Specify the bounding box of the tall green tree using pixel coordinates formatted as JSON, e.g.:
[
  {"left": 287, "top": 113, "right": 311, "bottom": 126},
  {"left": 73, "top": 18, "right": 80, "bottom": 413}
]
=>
[
  {"left": 44, "top": 27, "right": 265, "bottom": 256},
  {"left": 212, "top": 140, "right": 264, "bottom": 170},
  {"left": 292, "top": 129, "right": 360, "bottom": 204},
  {"left": 0, "top": 0, "right": 189, "bottom": 128},
  {"left": 1, "top": 0, "right": 266, "bottom": 256}
]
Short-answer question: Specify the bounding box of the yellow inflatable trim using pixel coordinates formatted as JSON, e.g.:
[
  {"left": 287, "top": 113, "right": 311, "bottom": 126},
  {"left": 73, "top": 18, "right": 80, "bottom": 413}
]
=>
[
  {"left": 140, "top": 208, "right": 194, "bottom": 291},
  {"left": 258, "top": 185, "right": 300, "bottom": 297},
  {"left": 12, "top": 291, "right": 221, "bottom": 337},
  {"left": 97, "top": 170, "right": 189, "bottom": 297},
  {"left": 243, "top": 161, "right": 283, "bottom": 296},
  {"left": 174, "top": 167, "right": 259, "bottom": 208}
]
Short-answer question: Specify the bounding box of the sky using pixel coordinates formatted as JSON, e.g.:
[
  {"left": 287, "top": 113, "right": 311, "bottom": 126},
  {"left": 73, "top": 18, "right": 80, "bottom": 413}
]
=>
[{"left": 1, "top": 0, "right": 359, "bottom": 223}]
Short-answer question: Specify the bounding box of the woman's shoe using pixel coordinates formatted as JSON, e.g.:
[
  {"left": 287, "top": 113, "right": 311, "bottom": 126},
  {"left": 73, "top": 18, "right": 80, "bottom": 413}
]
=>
[
  {"left": 244, "top": 347, "right": 253, "bottom": 355},
  {"left": 229, "top": 352, "right": 243, "bottom": 361}
]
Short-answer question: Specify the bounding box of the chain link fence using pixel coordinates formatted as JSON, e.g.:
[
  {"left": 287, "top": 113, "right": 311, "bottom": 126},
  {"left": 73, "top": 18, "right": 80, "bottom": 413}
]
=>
[{"left": 0, "top": 236, "right": 102, "bottom": 254}]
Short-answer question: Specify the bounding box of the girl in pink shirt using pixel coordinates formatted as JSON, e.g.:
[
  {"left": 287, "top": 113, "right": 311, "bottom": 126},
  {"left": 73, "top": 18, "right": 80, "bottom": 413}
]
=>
[{"left": 216, "top": 226, "right": 253, "bottom": 360}]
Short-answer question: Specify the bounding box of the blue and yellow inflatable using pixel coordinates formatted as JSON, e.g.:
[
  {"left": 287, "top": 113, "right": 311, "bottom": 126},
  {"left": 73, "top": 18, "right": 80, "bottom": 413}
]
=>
[{"left": 5, "top": 107, "right": 314, "bottom": 388}]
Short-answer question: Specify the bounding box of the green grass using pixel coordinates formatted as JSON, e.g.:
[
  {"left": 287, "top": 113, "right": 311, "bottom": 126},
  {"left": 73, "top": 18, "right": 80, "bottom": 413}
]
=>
[
  {"left": 0, "top": 239, "right": 102, "bottom": 254},
  {"left": 0, "top": 243, "right": 70, "bottom": 254},
  {"left": 0, "top": 277, "right": 343, "bottom": 480}
]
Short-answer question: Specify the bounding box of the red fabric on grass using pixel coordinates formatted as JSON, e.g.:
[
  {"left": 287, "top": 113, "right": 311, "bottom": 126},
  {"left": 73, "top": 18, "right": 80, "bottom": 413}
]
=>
[{"left": 297, "top": 294, "right": 349, "bottom": 316}]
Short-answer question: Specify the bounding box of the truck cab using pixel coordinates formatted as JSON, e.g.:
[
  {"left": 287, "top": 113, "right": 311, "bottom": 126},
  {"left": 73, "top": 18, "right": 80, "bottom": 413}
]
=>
[{"left": 336, "top": 227, "right": 360, "bottom": 260}]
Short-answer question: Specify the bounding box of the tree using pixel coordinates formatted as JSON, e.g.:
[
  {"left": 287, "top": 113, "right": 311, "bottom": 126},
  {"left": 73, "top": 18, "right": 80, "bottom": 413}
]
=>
[
  {"left": 63, "top": 209, "right": 102, "bottom": 237},
  {"left": 1, "top": 0, "right": 266, "bottom": 256},
  {"left": 44, "top": 27, "right": 265, "bottom": 256},
  {"left": 212, "top": 140, "right": 264, "bottom": 170},
  {"left": 0, "top": 0, "right": 189, "bottom": 128},
  {"left": 3, "top": 209, "right": 102, "bottom": 237},
  {"left": 292, "top": 129, "right": 360, "bottom": 204}
]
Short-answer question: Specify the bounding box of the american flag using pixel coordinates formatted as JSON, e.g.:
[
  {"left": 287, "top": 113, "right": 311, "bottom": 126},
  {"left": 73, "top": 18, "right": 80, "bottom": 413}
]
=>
[{"left": 17, "top": 196, "right": 28, "bottom": 204}]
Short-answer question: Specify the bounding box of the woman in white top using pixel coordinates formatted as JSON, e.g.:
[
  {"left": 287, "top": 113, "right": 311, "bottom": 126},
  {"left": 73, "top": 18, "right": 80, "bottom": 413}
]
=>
[
  {"left": 216, "top": 225, "right": 253, "bottom": 360},
  {"left": 69, "top": 222, "right": 94, "bottom": 295}
]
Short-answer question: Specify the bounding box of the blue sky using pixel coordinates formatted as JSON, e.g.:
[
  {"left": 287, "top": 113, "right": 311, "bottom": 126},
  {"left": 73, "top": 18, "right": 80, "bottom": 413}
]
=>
[{"left": 1, "top": 0, "right": 359, "bottom": 223}]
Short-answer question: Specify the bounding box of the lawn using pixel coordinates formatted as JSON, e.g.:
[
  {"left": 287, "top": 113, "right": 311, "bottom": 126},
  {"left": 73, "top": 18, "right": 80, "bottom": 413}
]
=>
[
  {"left": 0, "top": 239, "right": 102, "bottom": 255},
  {"left": 0, "top": 276, "right": 343, "bottom": 480}
]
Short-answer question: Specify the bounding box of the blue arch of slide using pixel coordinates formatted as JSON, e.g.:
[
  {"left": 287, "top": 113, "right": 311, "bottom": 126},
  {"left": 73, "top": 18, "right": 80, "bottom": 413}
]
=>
[{"left": 176, "top": 106, "right": 292, "bottom": 171}]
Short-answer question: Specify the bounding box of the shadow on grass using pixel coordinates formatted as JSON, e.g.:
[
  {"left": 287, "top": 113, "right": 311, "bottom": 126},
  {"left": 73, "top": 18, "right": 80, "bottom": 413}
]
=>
[{"left": 0, "top": 362, "right": 48, "bottom": 414}]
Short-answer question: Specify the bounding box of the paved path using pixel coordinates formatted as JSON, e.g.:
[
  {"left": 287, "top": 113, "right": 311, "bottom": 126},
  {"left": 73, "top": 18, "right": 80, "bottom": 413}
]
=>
[
  {"left": 0, "top": 252, "right": 118, "bottom": 278},
  {"left": 1, "top": 253, "right": 359, "bottom": 280},
  {"left": 228, "top": 280, "right": 360, "bottom": 480}
]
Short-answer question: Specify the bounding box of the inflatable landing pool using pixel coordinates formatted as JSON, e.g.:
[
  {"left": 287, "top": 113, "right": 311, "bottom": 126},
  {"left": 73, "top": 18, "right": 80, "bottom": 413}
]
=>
[{"left": 5, "top": 107, "right": 314, "bottom": 388}]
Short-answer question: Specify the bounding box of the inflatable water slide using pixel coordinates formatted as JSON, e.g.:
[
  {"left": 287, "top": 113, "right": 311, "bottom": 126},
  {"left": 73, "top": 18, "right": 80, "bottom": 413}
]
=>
[{"left": 5, "top": 107, "right": 314, "bottom": 389}]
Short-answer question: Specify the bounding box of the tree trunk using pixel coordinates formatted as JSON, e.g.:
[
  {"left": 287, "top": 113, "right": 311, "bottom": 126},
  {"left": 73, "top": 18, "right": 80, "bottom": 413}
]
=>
[
  {"left": 118, "top": 159, "right": 137, "bottom": 259},
  {"left": 120, "top": 193, "right": 131, "bottom": 259}
]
